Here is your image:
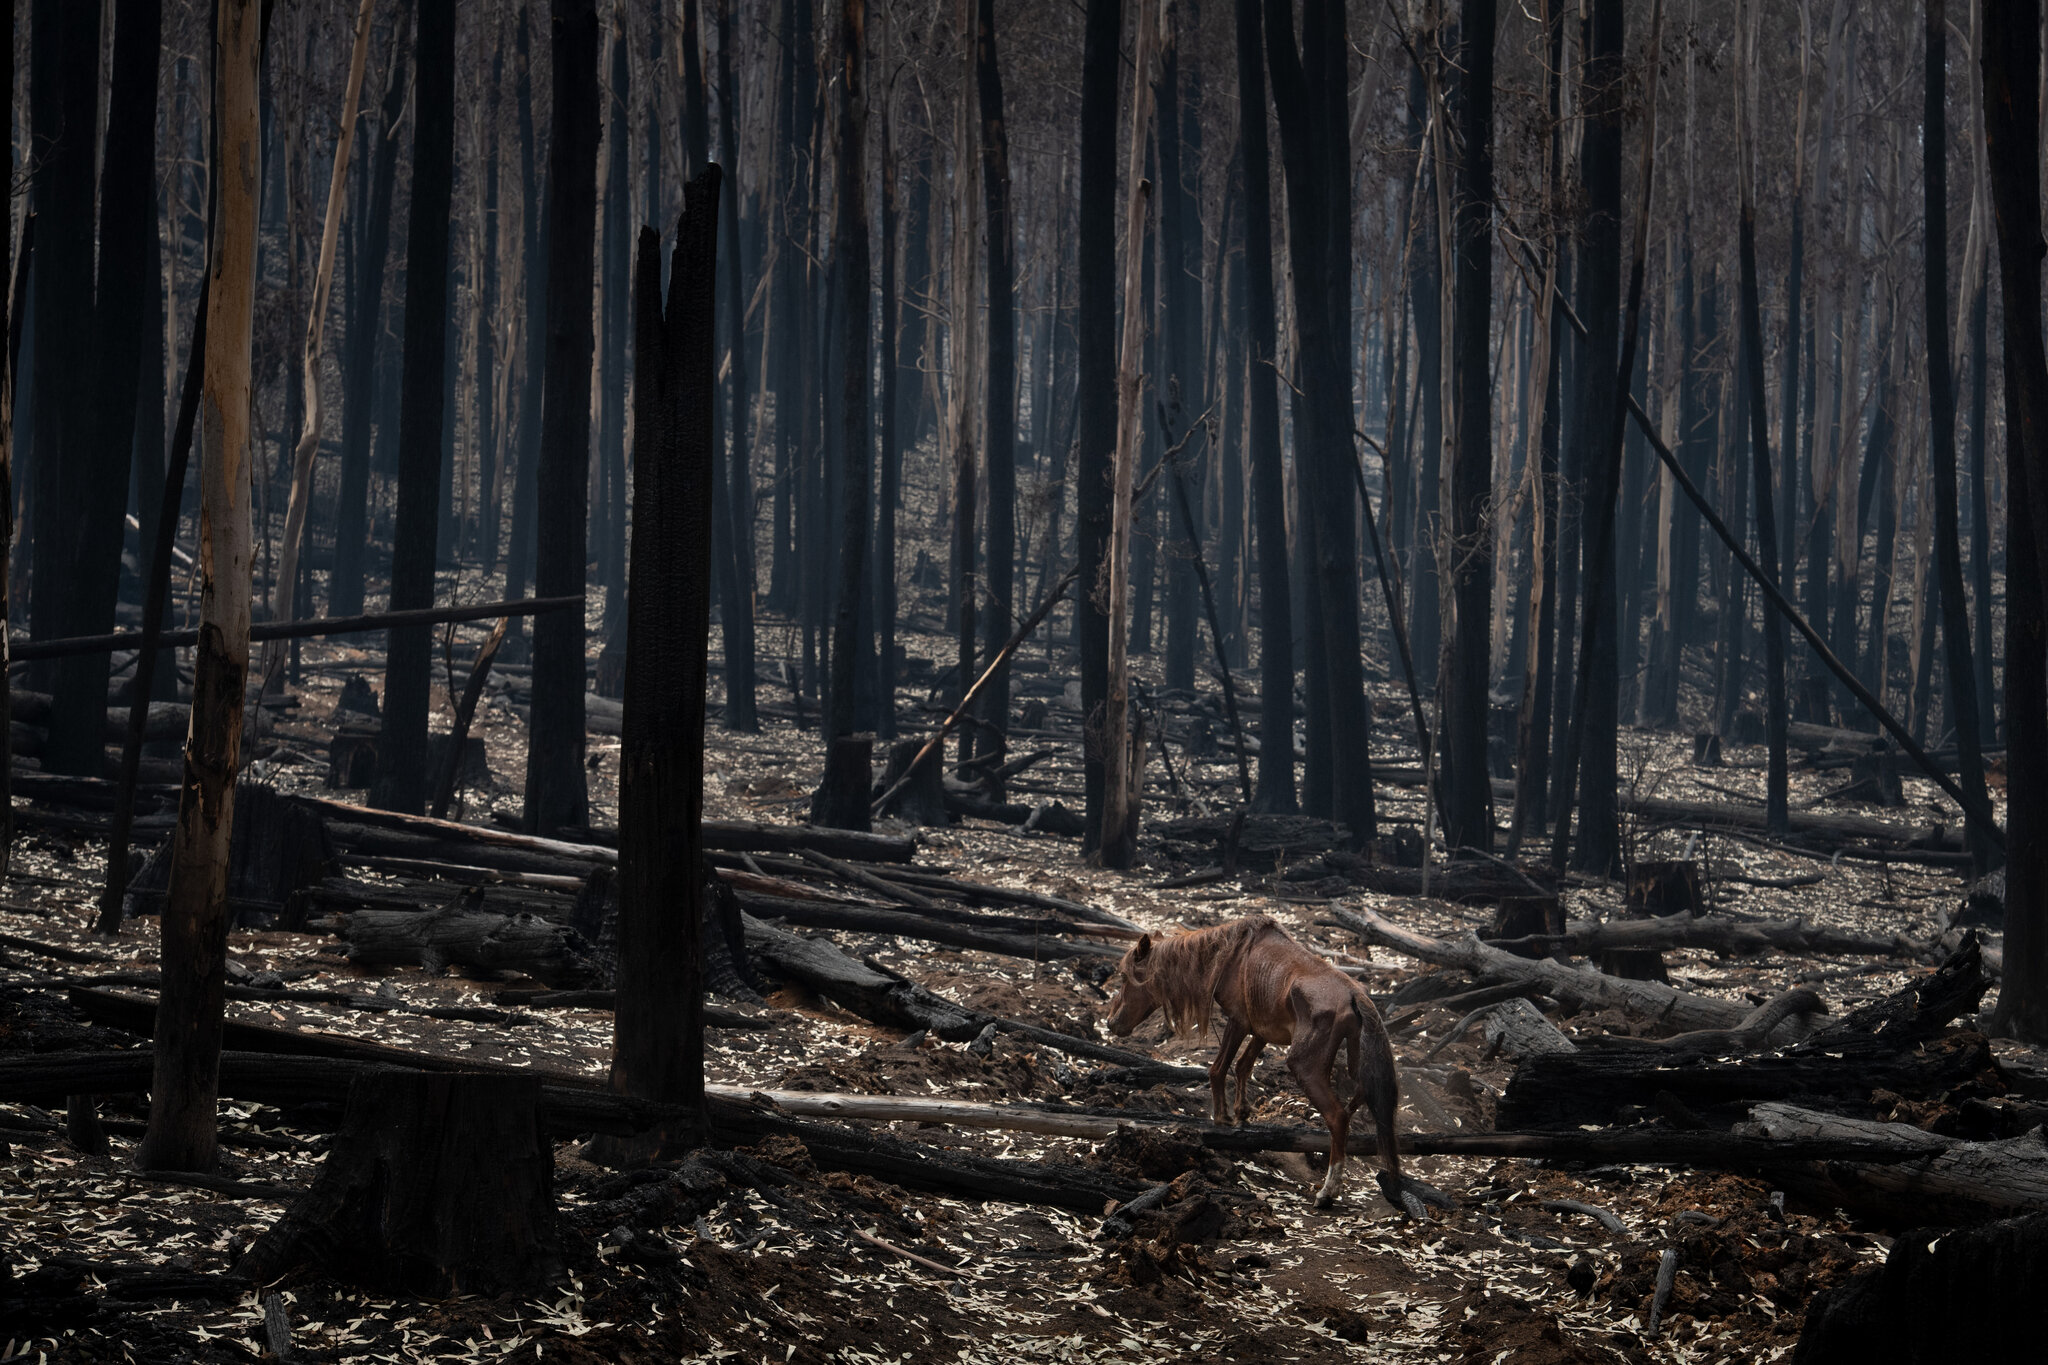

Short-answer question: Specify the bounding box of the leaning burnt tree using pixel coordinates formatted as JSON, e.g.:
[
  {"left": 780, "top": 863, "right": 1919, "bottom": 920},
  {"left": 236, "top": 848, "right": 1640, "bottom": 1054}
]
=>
[
  {"left": 1985, "top": 0, "right": 2048, "bottom": 1043},
  {"left": 527, "top": 0, "right": 602, "bottom": 836},
  {"left": 376, "top": 0, "right": 458, "bottom": 817},
  {"left": 138, "top": 0, "right": 261, "bottom": 1175},
  {"left": 604, "top": 171, "right": 724, "bottom": 1155}
]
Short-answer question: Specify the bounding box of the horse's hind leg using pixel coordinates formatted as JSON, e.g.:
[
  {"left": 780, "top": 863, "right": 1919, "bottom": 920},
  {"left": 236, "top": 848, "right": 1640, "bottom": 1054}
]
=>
[
  {"left": 1286, "top": 1037, "right": 1349, "bottom": 1208},
  {"left": 1233, "top": 1038, "right": 1266, "bottom": 1125},
  {"left": 1209, "top": 1019, "right": 1247, "bottom": 1123}
]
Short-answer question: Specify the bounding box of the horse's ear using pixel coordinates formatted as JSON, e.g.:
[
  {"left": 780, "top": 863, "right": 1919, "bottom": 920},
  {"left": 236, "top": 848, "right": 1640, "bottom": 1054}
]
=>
[{"left": 1133, "top": 934, "right": 1153, "bottom": 960}]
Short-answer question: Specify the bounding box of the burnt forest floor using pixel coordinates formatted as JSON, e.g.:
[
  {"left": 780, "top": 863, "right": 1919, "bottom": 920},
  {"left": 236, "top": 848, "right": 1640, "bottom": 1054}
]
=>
[{"left": 0, "top": 552, "right": 2033, "bottom": 1365}]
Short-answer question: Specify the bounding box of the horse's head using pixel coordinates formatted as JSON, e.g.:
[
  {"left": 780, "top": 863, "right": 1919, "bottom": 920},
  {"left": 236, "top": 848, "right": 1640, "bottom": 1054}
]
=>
[{"left": 1104, "top": 934, "right": 1160, "bottom": 1036}]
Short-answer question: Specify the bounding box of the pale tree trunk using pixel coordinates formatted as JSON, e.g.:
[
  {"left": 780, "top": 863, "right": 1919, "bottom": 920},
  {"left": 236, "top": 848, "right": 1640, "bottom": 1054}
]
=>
[
  {"left": 263, "top": 0, "right": 377, "bottom": 693},
  {"left": 138, "top": 0, "right": 262, "bottom": 1175},
  {"left": 1097, "top": 0, "right": 1159, "bottom": 870}
]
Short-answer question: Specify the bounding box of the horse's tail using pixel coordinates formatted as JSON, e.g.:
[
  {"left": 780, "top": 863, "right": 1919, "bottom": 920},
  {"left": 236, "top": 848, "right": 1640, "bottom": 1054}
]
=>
[{"left": 1348, "top": 993, "right": 1402, "bottom": 1179}]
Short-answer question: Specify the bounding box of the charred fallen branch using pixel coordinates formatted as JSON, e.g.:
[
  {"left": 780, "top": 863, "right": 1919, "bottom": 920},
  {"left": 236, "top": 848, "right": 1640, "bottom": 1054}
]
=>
[
  {"left": 1328, "top": 904, "right": 1776, "bottom": 1035},
  {"left": 741, "top": 913, "right": 1201, "bottom": 1081},
  {"left": 735, "top": 892, "right": 1125, "bottom": 960},
  {"left": 1485, "top": 914, "right": 1937, "bottom": 962},
  {"left": 330, "top": 905, "right": 594, "bottom": 986}
]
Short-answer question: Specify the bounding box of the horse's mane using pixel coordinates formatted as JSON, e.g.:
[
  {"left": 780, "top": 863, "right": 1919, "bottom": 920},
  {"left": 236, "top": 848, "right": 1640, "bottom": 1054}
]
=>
[{"left": 1127, "top": 916, "right": 1272, "bottom": 1037}]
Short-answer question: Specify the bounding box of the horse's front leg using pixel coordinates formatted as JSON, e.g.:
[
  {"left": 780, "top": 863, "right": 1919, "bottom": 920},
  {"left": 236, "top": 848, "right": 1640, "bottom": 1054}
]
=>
[
  {"left": 1233, "top": 1038, "right": 1267, "bottom": 1125},
  {"left": 1209, "top": 1019, "right": 1247, "bottom": 1124}
]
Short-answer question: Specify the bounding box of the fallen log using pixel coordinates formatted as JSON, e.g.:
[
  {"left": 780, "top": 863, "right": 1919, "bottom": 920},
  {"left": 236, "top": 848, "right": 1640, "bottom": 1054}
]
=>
[
  {"left": 1479, "top": 997, "right": 1578, "bottom": 1059},
  {"left": 943, "top": 791, "right": 1090, "bottom": 836},
  {"left": 301, "top": 793, "right": 919, "bottom": 872},
  {"left": 488, "top": 989, "right": 775, "bottom": 1030},
  {"left": 7, "top": 593, "right": 585, "bottom": 662},
  {"left": 1495, "top": 1029, "right": 2001, "bottom": 1131},
  {"left": 735, "top": 892, "right": 1126, "bottom": 960},
  {"left": 1328, "top": 904, "right": 1776, "bottom": 1036},
  {"left": 1743, "top": 1102, "right": 2048, "bottom": 1223},
  {"left": 1621, "top": 793, "right": 1964, "bottom": 852},
  {"left": 0, "top": 1048, "right": 1140, "bottom": 1214},
  {"left": 330, "top": 905, "right": 593, "bottom": 987},
  {"left": 741, "top": 914, "right": 1202, "bottom": 1081},
  {"left": 1484, "top": 913, "right": 1936, "bottom": 962}
]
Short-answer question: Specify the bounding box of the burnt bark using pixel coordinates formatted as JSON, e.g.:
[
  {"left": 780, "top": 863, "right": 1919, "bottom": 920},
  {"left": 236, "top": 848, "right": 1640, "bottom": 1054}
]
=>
[
  {"left": 1074, "top": 0, "right": 1121, "bottom": 851},
  {"left": 373, "top": 0, "right": 458, "bottom": 818},
  {"left": 525, "top": 0, "right": 601, "bottom": 835},
  {"left": 1233, "top": 0, "right": 1295, "bottom": 814}
]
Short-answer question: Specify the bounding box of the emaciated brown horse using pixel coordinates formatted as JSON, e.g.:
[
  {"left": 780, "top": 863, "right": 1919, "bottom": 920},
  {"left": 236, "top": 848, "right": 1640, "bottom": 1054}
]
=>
[{"left": 1104, "top": 914, "right": 1400, "bottom": 1207}]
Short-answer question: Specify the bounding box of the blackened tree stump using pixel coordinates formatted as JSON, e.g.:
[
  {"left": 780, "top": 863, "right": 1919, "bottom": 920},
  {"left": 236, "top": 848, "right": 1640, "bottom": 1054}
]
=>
[
  {"left": 811, "top": 733, "right": 875, "bottom": 831},
  {"left": 239, "top": 1069, "right": 563, "bottom": 1296},
  {"left": 875, "top": 737, "right": 948, "bottom": 826}
]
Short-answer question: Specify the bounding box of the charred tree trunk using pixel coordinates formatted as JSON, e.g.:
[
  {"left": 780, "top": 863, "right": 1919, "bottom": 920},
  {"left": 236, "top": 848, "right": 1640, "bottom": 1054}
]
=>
[
  {"left": 24, "top": 0, "right": 98, "bottom": 719},
  {"left": 137, "top": 0, "right": 262, "bottom": 1174},
  {"left": 53, "top": 0, "right": 161, "bottom": 779},
  {"left": 1098, "top": 0, "right": 1158, "bottom": 870},
  {"left": 525, "top": 0, "right": 600, "bottom": 836},
  {"left": 1923, "top": 0, "right": 1994, "bottom": 872},
  {"left": 1075, "top": 0, "right": 1122, "bottom": 852},
  {"left": 1266, "top": 0, "right": 1373, "bottom": 849},
  {"left": 875, "top": 87, "right": 901, "bottom": 739},
  {"left": 1443, "top": 0, "right": 1498, "bottom": 856},
  {"left": 596, "top": 17, "right": 632, "bottom": 640},
  {"left": 608, "top": 173, "right": 721, "bottom": 1144},
  {"left": 374, "top": 0, "right": 457, "bottom": 818},
  {"left": 503, "top": 5, "right": 547, "bottom": 648},
  {"left": 1234, "top": 0, "right": 1295, "bottom": 815},
  {"left": 976, "top": 0, "right": 1017, "bottom": 786},
  {"left": 1984, "top": 0, "right": 2048, "bottom": 1041},
  {"left": 1551, "top": 0, "right": 1626, "bottom": 874},
  {"left": 714, "top": 0, "right": 760, "bottom": 731},
  {"left": 816, "top": 0, "right": 873, "bottom": 829},
  {"left": 1735, "top": 1, "right": 1789, "bottom": 836},
  {"left": 333, "top": 2, "right": 415, "bottom": 620}
]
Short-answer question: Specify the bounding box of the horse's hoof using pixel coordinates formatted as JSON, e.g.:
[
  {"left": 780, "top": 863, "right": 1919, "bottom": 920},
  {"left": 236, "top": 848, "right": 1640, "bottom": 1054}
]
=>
[{"left": 1314, "top": 1192, "right": 1337, "bottom": 1209}]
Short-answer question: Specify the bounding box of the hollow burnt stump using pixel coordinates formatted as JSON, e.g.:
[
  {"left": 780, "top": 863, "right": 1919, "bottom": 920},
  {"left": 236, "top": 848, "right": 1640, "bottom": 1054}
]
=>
[{"left": 238, "top": 1069, "right": 563, "bottom": 1297}]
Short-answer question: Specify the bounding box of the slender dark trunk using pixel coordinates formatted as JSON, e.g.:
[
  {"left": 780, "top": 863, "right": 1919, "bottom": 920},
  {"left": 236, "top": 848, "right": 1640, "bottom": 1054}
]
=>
[
  {"left": 1075, "top": 0, "right": 1121, "bottom": 850},
  {"left": 1267, "top": 0, "right": 1373, "bottom": 847},
  {"left": 1738, "top": 126, "right": 1790, "bottom": 836},
  {"left": 1442, "top": 0, "right": 1497, "bottom": 856},
  {"left": 598, "top": 17, "right": 632, "bottom": 634},
  {"left": 373, "top": 0, "right": 457, "bottom": 818},
  {"left": 334, "top": 2, "right": 415, "bottom": 619},
  {"left": 49, "top": 0, "right": 161, "bottom": 777},
  {"left": 525, "top": 0, "right": 600, "bottom": 835},
  {"left": 1551, "top": 0, "right": 1624, "bottom": 866},
  {"left": 977, "top": 0, "right": 1016, "bottom": 785},
  {"left": 474, "top": 35, "right": 504, "bottom": 570},
  {"left": 1923, "top": 0, "right": 1993, "bottom": 869},
  {"left": 1968, "top": 254, "right": 1995, "bottom": 738},
  {"left": 715, "top": 0, "right": 759, "bottom": 730},
  {"left": 1160, "top": 20, "right": 1203, "bottom": 696},
  {"left": 823, "top": 0, "right": 871, "bottom": 771},
  {"left": 875, "top": 95, "right": 901, "bottom": 739},
  {"left": 25, "top": 0, "right": 101, "bottom": 697}
]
